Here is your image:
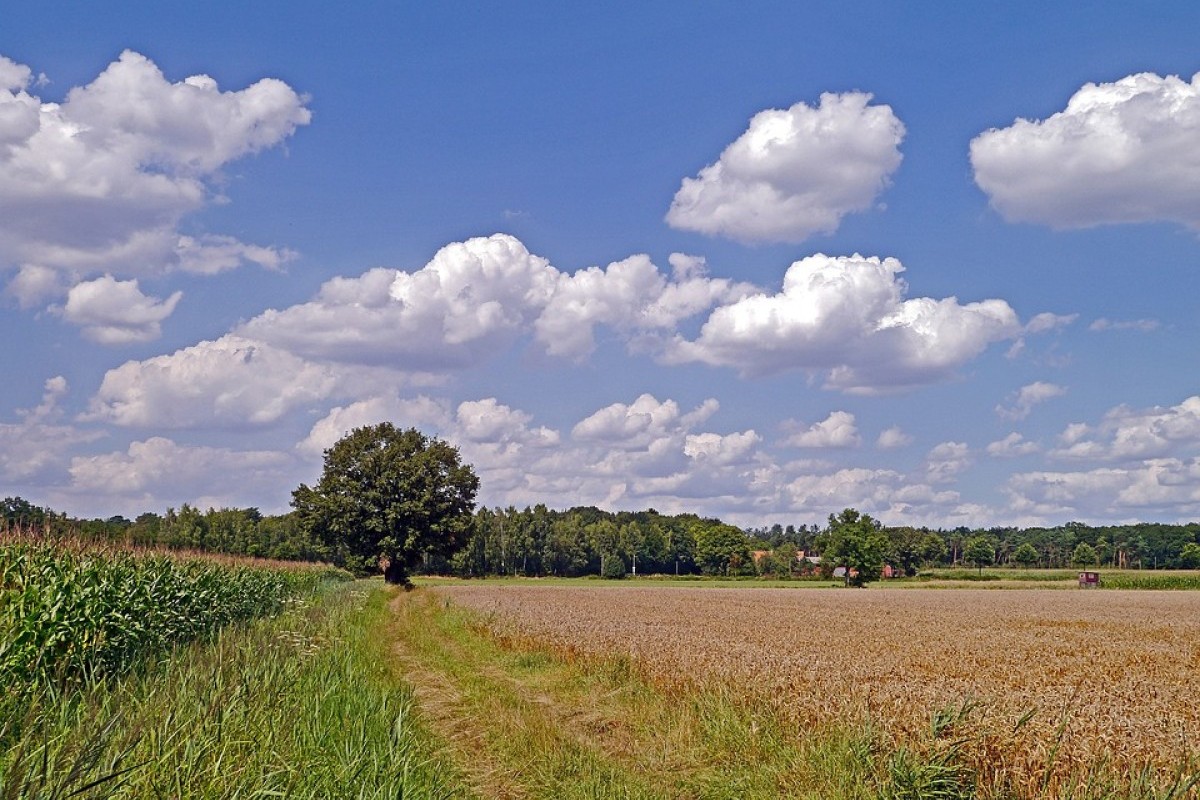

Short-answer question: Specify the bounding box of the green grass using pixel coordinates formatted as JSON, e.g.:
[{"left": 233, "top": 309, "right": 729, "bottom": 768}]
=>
[
  {"left": 415, "top": 574, "right": 844, "bottom": 590},
  {"left": 1, "top": 581, "right": 465, "bottom": 799},
  {"left": 419, "top": 567, "right": 1200, "bottom": 592},
  {"left": 918, "top": 567, "right": 1200, "bottom": 589}
]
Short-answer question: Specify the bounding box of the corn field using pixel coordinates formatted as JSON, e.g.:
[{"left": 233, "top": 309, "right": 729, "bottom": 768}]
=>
[{"left": 0, "top": 533, "right": 349, "bottom": 691}]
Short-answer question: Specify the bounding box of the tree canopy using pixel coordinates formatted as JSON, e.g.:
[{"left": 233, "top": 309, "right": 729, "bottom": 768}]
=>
[
  {"left": 694, "top": 522, "right": 753, "bottom": 576},
  {"left": 964, "top": 536, "right": 995, "bottom": 574},
  {"left": 820, "top": 508, "right": 888, "bottom": 587},
  {"left": 292, "top": 424, "right": 479, "bottom": 584}
]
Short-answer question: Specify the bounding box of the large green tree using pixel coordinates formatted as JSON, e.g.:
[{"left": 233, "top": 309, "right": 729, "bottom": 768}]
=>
[
  {"left": 1012, "top": 541, "right": 1040, "bottom": 568},
  {"left": 820, "top": 508, "right": 888, "bottom": 587},
  {"left": 292, "top": 424, "right": 479, "bottom": 585},
  {"left": 1072, "top": 541, "right": 1098, "bottom": 567},
  {"left": 963, "top": 536, "right": 995, "bottom": 574},
  {"left": 694, "top": 522, "right": 752, "bottom": 576}
]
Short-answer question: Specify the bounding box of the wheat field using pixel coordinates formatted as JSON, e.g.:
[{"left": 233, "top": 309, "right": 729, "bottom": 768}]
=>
[{"left": 433, "top": 584, "right": 1200, "bottom": 794}]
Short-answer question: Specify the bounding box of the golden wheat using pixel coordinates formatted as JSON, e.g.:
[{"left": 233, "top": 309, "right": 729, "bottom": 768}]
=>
[{"left": 434, "top": 584, "right": 1200, "bottom": 794}]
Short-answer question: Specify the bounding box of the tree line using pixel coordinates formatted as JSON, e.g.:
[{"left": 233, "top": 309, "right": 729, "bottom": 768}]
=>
[{"left": 8, "top": 492, "right": 1200, "bottom": 579}]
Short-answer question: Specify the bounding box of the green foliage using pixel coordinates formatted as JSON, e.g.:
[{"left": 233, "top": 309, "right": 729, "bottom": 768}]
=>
[
  {"left": 882, "top": 747, "right": 973, "bottom": 800},
  {"left": 1094, "top": 572, "right": 1200, "bottom": 590},
  {"left": 600, "top": 552, "right": 627, "bottom": 579},
  {"left": 756, "top": 542, "right": 799, "bottom": 578},
  {"left": 1, "top": 583, "right": 461, "bottom": 798},
  {"left": 293, "top": 424, "right": 479, "bottom": 584},
  {"left": 1012, "top": 542, "right": 1040, "bottom": 567},
  {"left": 0, "top": 536, "right": 350, "bottom": 728},
  {"left": 694, "top": 523, "right": 752, "bottom": 576},
  {"left": 962, "top": 536, "right": 995, "bottom": 574},
  {"left": 886, "top": 527, "right": 934, "bottom": 577},
  {"left": 821, "top": 508, "right": 888, "bottom": 586},
  {"left": 1071, "top": 541, "right": 1098, "bottom": 566},
  {"left": 1177, "top": 541, "right": 1200, "bottom": 569}
]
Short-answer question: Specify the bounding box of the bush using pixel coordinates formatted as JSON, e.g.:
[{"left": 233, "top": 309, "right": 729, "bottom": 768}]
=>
[{"left": 600, "top": 554, "right": 627, "bottom": 580}]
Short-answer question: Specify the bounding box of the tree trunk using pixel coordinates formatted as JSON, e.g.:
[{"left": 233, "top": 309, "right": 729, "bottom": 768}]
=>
[{"left": 384, "top": 559, "right": 411, "bottom": 588}]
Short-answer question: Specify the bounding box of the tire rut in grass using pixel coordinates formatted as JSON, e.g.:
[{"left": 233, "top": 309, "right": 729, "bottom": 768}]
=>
[
  {"left": 389, "top": 591, "right": 664, "bottom": 799},
  {"left": 390, "top": 594, "right": 527, "bottom": 800}
]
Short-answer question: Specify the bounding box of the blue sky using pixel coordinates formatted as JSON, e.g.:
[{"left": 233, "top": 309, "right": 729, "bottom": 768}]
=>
[{"left": 2, "top": 2, "right": 1199, "bottom": 527}]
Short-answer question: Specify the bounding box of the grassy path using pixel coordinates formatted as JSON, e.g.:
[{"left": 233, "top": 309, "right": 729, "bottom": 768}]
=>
[{"left": 391, "top": 589, "right": 887, "bottom": 800}]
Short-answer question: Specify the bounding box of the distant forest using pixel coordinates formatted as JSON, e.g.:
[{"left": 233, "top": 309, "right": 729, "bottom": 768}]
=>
[{"left": 4, "top": 496, "right": 1199, "bottom": 577}]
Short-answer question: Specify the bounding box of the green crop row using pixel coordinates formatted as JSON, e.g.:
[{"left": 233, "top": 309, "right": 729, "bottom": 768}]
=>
[{"left": 0, "top": 539, "right": 350, "bottom": 690}]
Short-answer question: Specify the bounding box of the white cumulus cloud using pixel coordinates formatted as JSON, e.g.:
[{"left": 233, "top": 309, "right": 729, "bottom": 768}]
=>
[
  {"left": 1051, "top": 396, "right": 1200, "bottom": 462},
  {"left": 664, "top": 253, "right": 1021, "bottom": 392},
  {"left": 1007, "top": 459, "right": 1200, "bottom": 520},
  {"left": 667, "top": 92, "right": 905, "bottom": 243},
  {"left": 784, "top": 411, "right": 861, "bottom": 448},
  {"left": 84, "top": 335, "right": 346, "bottom": 428},
  {"left": 59, "top": 275, "right": 182, "bottom": 344},
  {"left": 298, "top": 394, "right": 453, "bottom": 457},
  {"left": 972, "top": 71, "right": 1200, "bottom": 229},
  {"left": 0, "top": 50, "right": 309, "bottom": 302},
  {"left": 68, "top": 437, "right": 295, "bottom": 510},
  {"left": 987, "top": 432, "right": 1040, "bottom": 458},
  {"left": 572, "top": 393, "right": 706, "bottom": 447},
  {"left": 683, "top": 430, "right": 761, "bottom": 466},
  {"left": 239, "top": 234, "right": 751, "bottom": 369},
  {"left": 925, "top": 441, "right": 972, "bottom": 484},
  {"left": 876, "top": 426, "right": 913, "bottom": 450}
]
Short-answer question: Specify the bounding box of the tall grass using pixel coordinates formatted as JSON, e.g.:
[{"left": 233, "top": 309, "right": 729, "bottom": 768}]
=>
[{"left": 1, "top": 582, "right": 464, "bottom": 798}]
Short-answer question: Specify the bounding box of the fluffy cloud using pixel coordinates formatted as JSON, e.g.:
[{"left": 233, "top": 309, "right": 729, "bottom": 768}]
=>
[
  {"left": 783, "top": 468, "right": 962, "bottom": 523},
  {"left": 1007, "top": 459, "right": 1200, "bottom": 520},
  {"left": 971, "top": 71, "right": 1200, "bottom": 229},
  {"left": 996, "top": 381, "right": 1067, "bottom": 421},
  {"left": 239, "top": 235, "right": 751, "bottom": 368},
  {"left": 876, "top": 426, "right": 913, "bottom": 450},
  {"left": 664, "top": 253, "right": 1021, "bottom": 392},
  {"left": 925, "top": 441, "right": 972, "bottom": 484},
  {"left": 59, "top": 275, "right": 182, "bottom": 344},
  {"left": 784, "top": 411, "right": 861, "bottom": 448},
  {"left": 300, "top": 395, "right": 562, "bottom": 501},
  {"left": 993, "top": 396, "right": 1200, "bottom": 520},
  {"left": 330, "top": 392, "right": 758, "bottom": 512},
  {"left": 1051, "top": 396, "right": 1200, "bottom": 461},
  {"left": 455, "top": 398, "right": 559, "bottom": 447},
  {"left": 573, "top": 393, "right": 702, "bottom": 445},
  {"left": 82, "top": 238, "right": 1027, "bottom": 444},
  {"left": 298, "top": 394, "right": 452, "bottom": 456},
  {"left": 987, "top": 432, "right": 1040, "bottom": 458},
  {"left": 667, "top": 93, "right": 905, "bottom": 243},
  {"left": 240, "top": 236, "right": 555, "bottom": 368},
  {"left": 0, "top": 377, "right": 100, "bottom": 482},
  {"left": 0, "top": 51, "right": 308, "bottom": 302},
  {"left": 296, "top": 390, "right": 992, "bottom": 527},
  {"left": 68, "top": 437, "right": 295, "bottom": 510},
  {"left": 536, "top": 253, "right": 750, "bottom": 358},
  {"left": 84, "top": 335, "right": 347, "bottom": 428},
  {"left": 683, "top": 430, "right": 761, "bottom": 466}
]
